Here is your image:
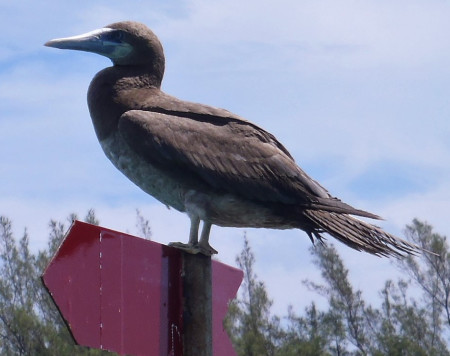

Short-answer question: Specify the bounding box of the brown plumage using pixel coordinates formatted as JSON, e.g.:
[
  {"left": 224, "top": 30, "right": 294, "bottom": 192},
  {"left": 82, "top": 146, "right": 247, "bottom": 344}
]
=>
[{"left": 45, "top": 21, "right": 419, "bottom": 257}]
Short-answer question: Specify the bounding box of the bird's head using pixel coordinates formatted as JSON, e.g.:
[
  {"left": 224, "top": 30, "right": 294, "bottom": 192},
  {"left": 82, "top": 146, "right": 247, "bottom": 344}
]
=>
[{"left": 45, "top": 21, "right": 165, "bottom": 75}]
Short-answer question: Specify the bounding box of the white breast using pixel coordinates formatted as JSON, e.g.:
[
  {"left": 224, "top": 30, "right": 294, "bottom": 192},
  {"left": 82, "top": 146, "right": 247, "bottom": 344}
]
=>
[{"left": 99, "top": 133, "right": 187, "bottom": 212}]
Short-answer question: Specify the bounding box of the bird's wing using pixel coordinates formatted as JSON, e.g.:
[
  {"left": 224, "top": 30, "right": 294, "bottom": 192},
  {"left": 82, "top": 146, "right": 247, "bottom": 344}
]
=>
[
  {"left": 117, "top": 108, "right": 329, "bottom": 205},
  {"left": 118, "top": 103, "right": 380, "bottom": 218}
]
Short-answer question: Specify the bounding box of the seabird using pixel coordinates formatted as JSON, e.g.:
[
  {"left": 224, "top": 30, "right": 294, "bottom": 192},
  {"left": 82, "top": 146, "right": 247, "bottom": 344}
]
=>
[{"left": 45, "top": 21, "right": 419, "bottom": 257}]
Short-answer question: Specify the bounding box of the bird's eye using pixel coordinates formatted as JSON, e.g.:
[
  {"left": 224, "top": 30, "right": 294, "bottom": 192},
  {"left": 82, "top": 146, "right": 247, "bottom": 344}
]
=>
[{"left": 104, "top": 30, "right": 124, "bottom": 43}]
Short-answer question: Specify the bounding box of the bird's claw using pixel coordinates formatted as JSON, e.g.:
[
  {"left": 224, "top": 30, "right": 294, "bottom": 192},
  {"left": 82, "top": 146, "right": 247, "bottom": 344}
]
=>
[
  {"left": 168, "top": 242, "right": 200, "bottom": 254},
  {"left": 198, "top": 242, "right": 218, "bottom": 256},
  {"left": 168, "top": 242, "right": 218, "bottom": 256}
]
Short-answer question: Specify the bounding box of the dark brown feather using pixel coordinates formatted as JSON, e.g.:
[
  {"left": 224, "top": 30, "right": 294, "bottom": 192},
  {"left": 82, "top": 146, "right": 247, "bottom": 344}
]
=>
[
  {"left": 118, "top": 108, "right": 376, "bottom": 219},
  {"left": 303, "top": 209, "right": 418, "bottom": 257}
]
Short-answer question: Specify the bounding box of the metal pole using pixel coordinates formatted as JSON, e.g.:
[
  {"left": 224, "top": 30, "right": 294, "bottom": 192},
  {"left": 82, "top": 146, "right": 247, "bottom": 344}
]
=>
[{"left": 182, "top": 253, "right": 213, "bottom": 356}]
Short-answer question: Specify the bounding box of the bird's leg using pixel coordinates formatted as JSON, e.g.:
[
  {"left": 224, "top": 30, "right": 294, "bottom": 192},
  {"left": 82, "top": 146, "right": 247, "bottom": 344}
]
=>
[
  {"left": 198, "top": 222, "right": 218, "bottom": 256},
  {"left": 169, "top": 217, "right": 217, "bottom": 255},
  {"left": 188, "top": 216, "right": 200, "bottom": 245},
  {"left": 169, "top": 216, "right": 202, "bottom": 254}
]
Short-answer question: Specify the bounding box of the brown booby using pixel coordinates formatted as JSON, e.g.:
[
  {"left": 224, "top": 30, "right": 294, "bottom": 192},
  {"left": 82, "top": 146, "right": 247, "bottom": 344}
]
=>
[{"left": 45, "top": 21, "right": 419, "bottom": 257}]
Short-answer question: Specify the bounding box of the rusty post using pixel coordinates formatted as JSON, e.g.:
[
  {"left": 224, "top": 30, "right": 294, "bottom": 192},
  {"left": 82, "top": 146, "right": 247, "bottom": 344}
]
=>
[{"left": 182, "top": 253, "right": 213, "bottom": 356}]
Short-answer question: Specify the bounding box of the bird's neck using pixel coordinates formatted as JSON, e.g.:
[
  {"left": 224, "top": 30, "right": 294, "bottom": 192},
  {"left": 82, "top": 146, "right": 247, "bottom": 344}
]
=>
[
  {"left": 112, "top": 65, "right": 163, "bottom": 90},
  {"left": 87, "top": 65, "right": 162, "bottom": 141}
]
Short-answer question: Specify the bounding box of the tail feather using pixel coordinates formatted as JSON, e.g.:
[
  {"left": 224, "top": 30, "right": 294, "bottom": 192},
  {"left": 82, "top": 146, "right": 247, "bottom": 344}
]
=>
[{"left": 303, "top": 209, "right": 419, "bottom": 257}]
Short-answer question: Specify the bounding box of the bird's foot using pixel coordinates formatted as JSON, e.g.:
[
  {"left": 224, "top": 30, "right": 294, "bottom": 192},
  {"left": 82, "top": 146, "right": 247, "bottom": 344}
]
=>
[
  {"left": 198, "top": 241, "right": 218, "bottom": 256},
  {"left": 168, "top": 242, "right": 201, "bottom": 254},
  {"left": 168, "top": 241, "right": 218, "bottom": 256}
]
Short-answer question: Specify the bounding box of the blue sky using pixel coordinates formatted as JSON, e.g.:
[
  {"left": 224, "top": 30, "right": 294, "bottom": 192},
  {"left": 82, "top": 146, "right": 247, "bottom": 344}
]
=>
[{"left": 1, "top": 0, "right": 450, "bottom": 315}]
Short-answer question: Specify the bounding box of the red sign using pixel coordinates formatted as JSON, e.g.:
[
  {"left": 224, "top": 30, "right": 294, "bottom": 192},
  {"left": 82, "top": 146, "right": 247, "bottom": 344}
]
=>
[{"left": 42, "top": 221, "right": 243, "bottom": 356}]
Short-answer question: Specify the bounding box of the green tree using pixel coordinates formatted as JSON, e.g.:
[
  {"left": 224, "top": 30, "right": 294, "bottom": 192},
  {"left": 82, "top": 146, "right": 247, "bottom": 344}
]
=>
[
  {"left": 277, "top": 303, "right": 331, "bottom": 356},
  {"left": 227, "top": 221, "right": 450, "bottom": 355},
  {"left": 301, "top": 222, "right": 450, "bottom": 356},
  {"left": 391, "top": 219, "right": 450, "bottom": 354},
  {"left": 370, "top": 278, "right": 449, "bottom": 356},
  {"left": 225, "top": 235, "right": 281, "bottom": 356},
  {"left": 400, "top": 219, "right": 450, "bottom": 331},
  {"left": 304, "top": 244, "right": 370, "bottom": 355}
]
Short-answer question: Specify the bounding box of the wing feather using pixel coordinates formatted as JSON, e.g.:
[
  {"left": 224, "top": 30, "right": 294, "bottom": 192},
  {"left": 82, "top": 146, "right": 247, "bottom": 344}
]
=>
[
  {"left": 117, "top": 106, "right": 379, "bottom": 218},
  {"left": 118, "top": 109, "right": 324, "bottom": 204}
]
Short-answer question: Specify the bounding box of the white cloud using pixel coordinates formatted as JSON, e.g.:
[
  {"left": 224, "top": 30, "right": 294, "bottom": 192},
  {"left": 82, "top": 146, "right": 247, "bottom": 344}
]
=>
[
  {"left": 381, "top": 182, "right": 450, "bottom": 237},
  {"left": 158, "top": 0, "right": 450, "bottom": 71}
]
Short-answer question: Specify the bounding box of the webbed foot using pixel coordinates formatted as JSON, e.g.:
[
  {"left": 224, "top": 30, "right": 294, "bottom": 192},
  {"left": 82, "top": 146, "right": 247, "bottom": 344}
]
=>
[
  {"left": 198, "top": 241, "right": 218, "bottom": 256},
  {"left": 168, "top": 242, "right": 201, "bottom": 254},
  {"left": 168, "top": 241, "right": 218, "bottom": 256}
]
